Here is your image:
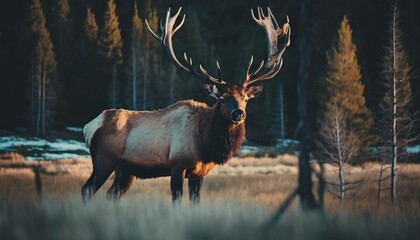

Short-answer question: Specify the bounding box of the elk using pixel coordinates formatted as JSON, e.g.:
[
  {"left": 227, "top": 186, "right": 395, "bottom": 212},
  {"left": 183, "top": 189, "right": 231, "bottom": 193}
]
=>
[{"left": 82, "top": 7, "right": 291, "bottom": 204}]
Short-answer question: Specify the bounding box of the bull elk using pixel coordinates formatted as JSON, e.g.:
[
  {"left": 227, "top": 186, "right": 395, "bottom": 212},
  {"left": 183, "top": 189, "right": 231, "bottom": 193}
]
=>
[{"left": 82, "top": 7, "right": 291, "bottom": 204}]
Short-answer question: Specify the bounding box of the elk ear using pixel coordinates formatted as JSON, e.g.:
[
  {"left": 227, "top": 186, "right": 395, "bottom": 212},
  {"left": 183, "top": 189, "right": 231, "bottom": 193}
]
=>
[
  {"left": 203, "top": 84, "right": 222, "bottom": 99},
  {"left": 246, "top": 84, "right": 264, "bottom": 99}
]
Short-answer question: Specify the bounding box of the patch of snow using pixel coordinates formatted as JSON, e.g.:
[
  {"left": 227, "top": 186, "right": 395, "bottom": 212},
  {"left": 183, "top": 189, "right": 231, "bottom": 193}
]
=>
[
  {"left": 277, "top": 139, "right": 300, "bottom": 145},
  {"left": 0, "top": 136, "right": 90, "bottom": 160},
  {"left": 0, "top": 136, "right": 47, "bottom": 148},
  {"left": 0, "top": 137, "right": 88, "bottom": 152},
  {"left": 369, "top": 145, "right": 420, "bottom": 154},
  {"left": 275, "top": 138, "right": 300, "bottom": 149},
  {"left": 407, "top": 145, "right": 420, "bottom": 154},
  {"left": 47, "top": 139, "right": 88, "bottom": 151},
  {"left": 26, "top": 153, "right": 90, "bottom": 160},
  {"left": 66, "top": 127, "right": 83, "bottom": 132},
  {"left": 239, "top": 145, "right": 261, "bottom": 156}
]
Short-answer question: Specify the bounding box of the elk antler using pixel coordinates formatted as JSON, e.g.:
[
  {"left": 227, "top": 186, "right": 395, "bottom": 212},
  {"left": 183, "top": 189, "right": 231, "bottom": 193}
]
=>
[
  {"left": 243, "top": 7, "right": 291, "bottom": 87},
  {"left": 145, "top": 8, "right": 230, "bottom": 88}
]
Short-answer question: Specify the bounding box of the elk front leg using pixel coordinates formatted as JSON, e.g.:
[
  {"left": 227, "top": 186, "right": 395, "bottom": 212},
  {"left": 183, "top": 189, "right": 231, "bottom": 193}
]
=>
[
  {"left": 188, "top": 176, "right": 203, "bottom": 204},
  {"left": 170, "top": 167, "right": 186, "bottom": 204}
]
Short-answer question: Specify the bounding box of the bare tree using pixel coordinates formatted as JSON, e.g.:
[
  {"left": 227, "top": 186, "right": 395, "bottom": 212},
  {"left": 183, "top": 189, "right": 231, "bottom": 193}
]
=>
[
  {"left": 318, "top": 104, "right": 360, "bottom": 201},
  {"left": 379, "top": 2, "right": 418, "bottom": 203}
]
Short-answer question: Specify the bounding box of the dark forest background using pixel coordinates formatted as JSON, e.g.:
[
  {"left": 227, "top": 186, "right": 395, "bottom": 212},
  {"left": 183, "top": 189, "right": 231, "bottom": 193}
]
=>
[{"left": 0, "top": 0, "right": 419, "bottom": 145}]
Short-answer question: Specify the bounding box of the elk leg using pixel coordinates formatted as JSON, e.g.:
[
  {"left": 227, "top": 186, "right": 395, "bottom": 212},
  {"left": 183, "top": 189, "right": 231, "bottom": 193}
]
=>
[
  {"left": 81, "top": 154, "right": 117, "bottom": 203},
  {"left": 82, "top": 172, "right": 96, "bottom": 203},
  {"left": 188, "top": 176, "right": 203, "bottom": 204},
  {"left": 170, "top": 167, "right": 186, "bottom": 205},
  {"left": 106, "top": 168, "right": 134, "bottom": 202}
]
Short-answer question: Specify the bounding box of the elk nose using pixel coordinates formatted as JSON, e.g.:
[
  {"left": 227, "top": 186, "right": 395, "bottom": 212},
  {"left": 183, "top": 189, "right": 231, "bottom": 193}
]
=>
[{"left": 231, "top": 109, "right": 246, "bottom": 123}]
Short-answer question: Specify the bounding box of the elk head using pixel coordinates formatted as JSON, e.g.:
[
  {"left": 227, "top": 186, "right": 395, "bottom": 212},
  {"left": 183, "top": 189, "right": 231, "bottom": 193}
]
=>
[{"left": 146, "top": 7, "right": 291, "bottom": 125}]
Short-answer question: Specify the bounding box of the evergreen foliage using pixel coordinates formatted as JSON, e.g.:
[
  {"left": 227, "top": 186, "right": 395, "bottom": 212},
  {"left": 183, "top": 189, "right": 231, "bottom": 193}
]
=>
[
  {"left": 324, "top": 16, "right": 374, "bottom": 152},
  {"left": 141, "top": 8, "right": 161, "bottom": 110},
  {"left": 124, "top": 2, "right": 144, "bottom": 110},
  {"left": 50, "top": 0, "right": 71, "bottom": 127},
  {"left": 99, "top": 0, "right": 122, "bottom": 64},
  {"left": 99, "top": 0, "right": 123, "bottom": 108},
  {"left": 71, "top": 8, "right": 101, "bottom": 123},
  {"left": 29, "top": 0, "right": 57, "bottom": 137},
  {"left": 84, "top": 8, "right": 98, "bottom": 43}
]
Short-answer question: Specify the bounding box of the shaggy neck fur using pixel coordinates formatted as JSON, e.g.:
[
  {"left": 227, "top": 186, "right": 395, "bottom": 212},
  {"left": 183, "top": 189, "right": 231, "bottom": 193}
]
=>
[{"left": 200, "top": 102, "right": 246, "bottom": 165}]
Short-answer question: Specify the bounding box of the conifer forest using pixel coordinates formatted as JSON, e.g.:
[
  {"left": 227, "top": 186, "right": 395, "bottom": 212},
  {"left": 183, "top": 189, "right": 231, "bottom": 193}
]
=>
[{"left": 0, "top": 0, "right": 418, "bottom": 146}]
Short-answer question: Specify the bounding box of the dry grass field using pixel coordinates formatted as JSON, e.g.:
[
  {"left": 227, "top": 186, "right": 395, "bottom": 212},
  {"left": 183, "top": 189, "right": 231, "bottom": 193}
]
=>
[{"left": 1, "top": 156, "right": 420, "bottom": 239}]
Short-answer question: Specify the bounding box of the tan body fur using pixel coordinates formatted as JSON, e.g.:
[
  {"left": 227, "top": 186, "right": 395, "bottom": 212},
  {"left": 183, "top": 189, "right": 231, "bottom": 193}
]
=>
[
  {"left": 82, "top": 99, "right": 244, "bottom": 203},
  {"left": 85, "top": 100, "right": 217, "bottom": 177}
]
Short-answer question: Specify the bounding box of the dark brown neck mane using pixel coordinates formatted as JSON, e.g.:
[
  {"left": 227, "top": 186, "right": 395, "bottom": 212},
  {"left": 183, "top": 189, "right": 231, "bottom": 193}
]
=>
[{"left": 200, "top": 102, "right": 246, "bottom": 165}]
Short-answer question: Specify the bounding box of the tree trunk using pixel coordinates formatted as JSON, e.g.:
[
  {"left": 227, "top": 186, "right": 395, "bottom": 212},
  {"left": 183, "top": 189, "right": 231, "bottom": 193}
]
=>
[
  {"left": 377, "top": 157, "right": 385, "bottom": 207},
  {"left": 279, "top": 82, "right": 285, "bottom": 150},
  {"left": 296, "top": 0, "right": 318, "bottom": 210},
  {"left": 143, "top": 70, "right": 147, "bottom": 110},
  {"left": 112, "top": 64, "right": 117, "bottom": 108},
  {"left": 336, "top": 116, "right": 344, "bottom": 201},
  {"left": 339, "top": 166, "right": 345, "bottom": 201},
  {"left": 132, "top": 33, "right": 137, "bottom": 110},
  {"left": 391, "top": 6, "right": 397, "bottom": 202},
  {"left": 36, "top": 59, "right": 42, "bottom": 137},
  {"left": 41, "top": 63, "right": 46, "bottom": 138},
  {"left": 31, "top": 57, "right": 37, "bottom": 135},
  {"left": 317, "top": 163, "right": 325, "bottom": 209}
]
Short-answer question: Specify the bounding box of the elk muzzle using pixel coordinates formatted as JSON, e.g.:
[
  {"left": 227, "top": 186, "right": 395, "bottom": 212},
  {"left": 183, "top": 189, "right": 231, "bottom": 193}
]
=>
[{"left": 231, "top": 109, "right": 246, "bottom": 124}]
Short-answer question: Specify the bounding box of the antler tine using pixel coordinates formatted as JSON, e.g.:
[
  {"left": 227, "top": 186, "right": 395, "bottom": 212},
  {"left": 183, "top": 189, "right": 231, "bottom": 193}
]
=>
[
  {"left": 145, "top": 19, "right": 159, "bottom": 40},
  {"left": 243, "top": 7, "right": 291, "bottom": 87},
  {"left": 246, "top": 56, "right": 254, "bottom": 77},
  {"left": 216, "top": 61, "right": 223, "bottom": 81},
  {"left": 260, "top": 7, "right": 267, "bottom": 18},
  {"left": 285, "top": 16, "right": 291, "bottom": 47},
  {"left": 268, "top": 8, "right": 279, "bottom": 29},
  {"left": 251, "top": 8, "right": 262, "bottom": 26},
  {"left": 145, "top": 8, "right": 228, "bottom": 87},
  {"left": 170, "top": 7, "right": 185, "bottom": 34},
  {"left": 199, "top": 65, "right": 223, "bottom": 82}
]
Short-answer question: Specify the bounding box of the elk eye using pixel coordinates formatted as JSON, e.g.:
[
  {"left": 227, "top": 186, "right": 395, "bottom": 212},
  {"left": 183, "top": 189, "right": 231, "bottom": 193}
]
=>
[{"left": 219, "top": 97, "right": 225, "bottom": 103}]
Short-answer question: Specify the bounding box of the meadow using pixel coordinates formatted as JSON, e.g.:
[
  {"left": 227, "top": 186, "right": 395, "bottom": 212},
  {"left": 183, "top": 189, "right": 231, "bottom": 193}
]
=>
[{"left": 1, "top": 156, "right": 420, "bottom": 240}]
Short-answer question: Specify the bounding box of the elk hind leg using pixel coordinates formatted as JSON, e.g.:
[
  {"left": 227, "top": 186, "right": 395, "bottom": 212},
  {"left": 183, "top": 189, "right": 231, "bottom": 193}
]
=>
[
  {"left": 106, "top": 168, "right": 134, "bottom": 202},
  {"left": 81, "top": 155, "right": 117, "bottom": 203},
  {"left": 82, "top": 172, "right": 96, "bottom": 203}
]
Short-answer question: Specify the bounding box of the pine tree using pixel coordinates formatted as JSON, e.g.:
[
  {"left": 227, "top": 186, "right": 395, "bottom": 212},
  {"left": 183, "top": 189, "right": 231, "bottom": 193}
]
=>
[
  {"left": 99, "top": 0, "right": 123, "bottom": 108},
  {"left": 51, "top": 0, "right": 70, "bottom": 63},
  {"left": 141, "top": 8, "right": 159, "bottom": 110},
  {"left": 125, "top": 2, "right": 143, "bottom": 110},
  {"left": 182, "top": 9, "right": 214, "bottom": 100},
  {"left": 379, "top": 3, "right": 416, "bottom": 203},
  {"left": 84, "top": 8, "right": 98, "bottom": 44},
  {"left": 50, "top": 0, "right": 71, "bottom": 125},
  {"left": 29, "top": 0, "right": 57, "bottom": 137},
  {"left": 75, "top": 8, "right": 100, "bottom": 119},
  {"left": 324, "top": 16, "right": 374, "bottom": 153}
]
